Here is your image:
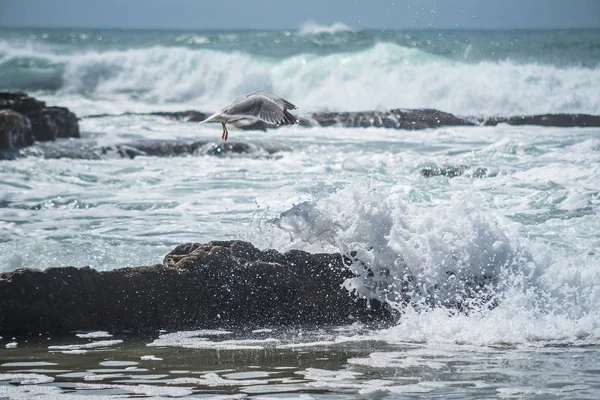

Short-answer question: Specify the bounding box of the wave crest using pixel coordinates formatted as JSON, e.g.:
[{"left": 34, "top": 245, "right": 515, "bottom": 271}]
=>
[
  {"left": 261, "top": 183, "right": 537, "bottom": 306},
  {"left": 298, "top": 21, "right": 353, "bottom": 35},
  {"left": 1, "top": 40, "right": 599, "bottom": 115}
]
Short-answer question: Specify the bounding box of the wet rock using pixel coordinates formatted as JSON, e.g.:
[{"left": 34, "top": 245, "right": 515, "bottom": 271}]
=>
[
  {"left": 309, "top": 110, "right": 401, "bottom": 128},
  {"left": 0, "top": 139, "right": 287, "bottom": 160},
  {"left": 396, "top": 109, "right": 475, "bottom": 130},
  {"left": 24, "top": 106, "right": 80, "bottom": 142},
  {"left": 0, "top": 240, "right": 394, "bottom": 335},
  {"left": 0, "top": 92, "right": 80, "bottom": 148},
  {"left": 0, "top": 109, "right": 34, "bottom": 149},
  {"left": 125, "top": 140, "right": 207, "bottom": 157},
  {"left": 84, "top": 110, "right": 210, "bottom": 122},
  {"left": 146, "top": 110, "right": 209, "bottom": 122},
  {"left": 421, "top": 165, "right": 496, "bottom": 178},
  {"left": 85, "top": 108, "right": 475, "bottom": 131},
  {"left": 480, "top": 114, "right": 600, "bottom": 127},
  {"left": 305, "top": 109, "right": 474, "bottom": 130},
  {"left": 506, "top": 114, "right": 600, "bottom": 127},
  {"left": 84, "top": 108, "right": 600, "bottom": 131},
  {"left": 0, "top": 91, "right": 46, "bottom": 113}
]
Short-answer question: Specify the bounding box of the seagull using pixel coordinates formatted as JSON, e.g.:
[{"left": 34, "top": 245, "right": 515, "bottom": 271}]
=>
[{"left": 200, "top": 90, "right": 299, "bottom": 141}]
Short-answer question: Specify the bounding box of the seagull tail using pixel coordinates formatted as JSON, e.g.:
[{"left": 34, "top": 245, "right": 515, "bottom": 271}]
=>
[{"left": 199, "top": 112, "right": 219, "bottom": 124}]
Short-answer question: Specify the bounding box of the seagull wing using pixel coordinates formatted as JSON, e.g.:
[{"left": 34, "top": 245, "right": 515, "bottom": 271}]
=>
[
  {"left": 221, "top": 94, "right": 298, "bottom": 126},
  {"left": 243, "top": 90, "right": 297, "bottom": 110}
]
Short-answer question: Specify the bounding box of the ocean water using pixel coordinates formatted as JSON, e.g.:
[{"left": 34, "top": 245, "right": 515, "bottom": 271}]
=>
[{"left": 1, "top": 25, "right": 600, "bottom": 398}]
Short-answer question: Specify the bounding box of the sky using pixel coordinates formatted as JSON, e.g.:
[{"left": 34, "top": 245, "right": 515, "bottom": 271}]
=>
[{"left": 0, "top": 0, "right": 599, "bottom": 30}]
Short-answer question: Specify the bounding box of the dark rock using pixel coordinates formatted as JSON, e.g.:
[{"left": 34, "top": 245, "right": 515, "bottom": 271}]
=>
[
  {"left": 421, "top": 165, "right": 496, "bottom": 178},
  {"left": 506, "top": 113, "right": 600, "bottom": 127},
  {"left": 147, "top": 110, "right": 209, "bottom": 122},
  {"left": 84, "top": 110, "right": 210, "bottom": 122},
  {"left": 0, "top": 92, "right": 80, "bottom": 146},
  {"left": 0, "top": 91, "right": 46, "bottom": 114},
  {"left": 0, "top": 240, "right": 394, "bottom": 335},
  {"left": 126, "top": 140, "right": 207, "bottom": 157},
  {"left": 83, "top": 108, "right": 600, "bottom": 131},
  {"left": 478, "top": 114, "right": 600, "bottom": 127},
  {"left": 0, "top": 109, "right": 34, "bottom": 149},
  {"left": 83, "top": 108, "right": 475, "bottom": 131},
  {"left": 25, "top": 107, "right": 80, "bottom": 142},
  {"left": 396, "top": 109, "right": 475, "bottom": 130},
  {"left": 310, "top": 110, "right": 402, "bottom": 128},
  {"left": 308, "top": 109, "right": 474, "bottom": 130},
  {"left": 1, "top": 139, "right": 287, "bottom": 160},
  {"left": 127, "top": 140, "right": 281, "bottom": 158}
]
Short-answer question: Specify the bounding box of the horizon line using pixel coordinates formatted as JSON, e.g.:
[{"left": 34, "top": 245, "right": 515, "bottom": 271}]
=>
[{"left": 1, "top": 24, "right": 599, "bottom": 32}]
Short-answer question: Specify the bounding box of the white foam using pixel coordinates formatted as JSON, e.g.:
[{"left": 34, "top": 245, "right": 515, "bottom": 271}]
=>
[
  {"left": 298, "top": 21, "right": 353, "bottom": 35},
  {"left": 256, "top": 174, "right": 600, "bottom": 346},
  {"left": 99, "top": 361, "right": 138, "bottom": 367},
  {"left": 48, "top": 339, "right": 123, "bottom": 351},
  {"left": 252, "top": 328, "right": 274, "bottom": 333},
  {"left": 0, "top": 373, "right": 54, "bottom": 384},
  {"left": 75, "top": 382, "right": 194, "bottom": 397},
  {"left": 83, "top": 373, "right": 124, "bottom": 381},
  {"left": 172, "top": 372, "right": 269, "bottom": 387},
  {"left": 75, "top": 331, "right": 113, "bottom": 339},
  {"left": 148, "top": 331, "right": 278, "bottom": 350},
  {"left": 140, "top": 355, "right": 163, "bottom": 361},
  {"left": 3, "top": 40, "right": 598, "bottom": 116},
  {"left": 348, "top": 352, "right": 447, "bottom": 370}
]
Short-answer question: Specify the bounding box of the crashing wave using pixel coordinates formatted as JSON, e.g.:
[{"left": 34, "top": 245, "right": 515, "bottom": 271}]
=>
[
  {"left": 298, "top": 21, "right": 353, "bottom": 35},
  {"left": 1, "top": 40, "right": 599, "bottom": 116}
]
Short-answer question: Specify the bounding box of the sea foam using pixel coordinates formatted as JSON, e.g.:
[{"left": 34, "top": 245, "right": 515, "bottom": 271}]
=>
[
  {"left": 259, "top": 180, "right": 600, "bottom": 345},
  {"left": 2, "top": 40, "right": 599, "bottom": 116}
]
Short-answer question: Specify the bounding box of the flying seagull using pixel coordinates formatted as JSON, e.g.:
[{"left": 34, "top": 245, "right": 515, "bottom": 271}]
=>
[{"left": 200, "top": 90, "right": 299, "bottom": 141}]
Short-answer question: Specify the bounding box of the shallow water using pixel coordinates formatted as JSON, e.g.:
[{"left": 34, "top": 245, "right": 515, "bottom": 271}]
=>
[{"left": 2, "top": 329, "right": 600, "bottom": 399}]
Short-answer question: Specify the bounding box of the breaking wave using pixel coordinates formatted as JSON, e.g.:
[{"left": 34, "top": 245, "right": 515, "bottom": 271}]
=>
[
  {"left": 298, "top": 21, "right": 354, "bottom": 35},
  {"left": 255, "top": 182, "right": 600, "bottom": 345},
  {"left": 1, "top": 40, "right": 599, "bottom": 116}
]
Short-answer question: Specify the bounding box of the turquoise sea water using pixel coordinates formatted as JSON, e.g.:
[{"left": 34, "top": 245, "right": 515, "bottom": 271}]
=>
[{"left": 1, "top": 26, "right": 600, "bottom": 398}]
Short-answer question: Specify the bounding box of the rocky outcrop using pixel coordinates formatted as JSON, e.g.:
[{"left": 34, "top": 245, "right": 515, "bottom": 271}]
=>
[
  {"left": 308, "top": 108, "right": 475, "bottom": 130},
  {"left": 1, "top": 139, "right": 288, "bottom": 160},
  {"left": 4, "top": 91, "right": 600, "bottom": 155},
  {"left": 0, "top": 109, "right": 33, "bottom": 148},
  {"left": 0, "top": 92, "right": 80, "bottom": 149},
  {"left": 87, "top": 108, "right": 600, "bottom": 131},
  {"left": 421, "top": 165, "right": 498, "bottom": 178},
  {"left": 85, "top": 110, "right": 210, "bottom": 122},
  {"left": 88, "top": 108, "right": 475, "bottom": 130},
  {"left": 0, "top": 240, "right": 394, "bottom": 336},
  {"left": 481, "top": 113, "right": 600, "bottom": 127}
]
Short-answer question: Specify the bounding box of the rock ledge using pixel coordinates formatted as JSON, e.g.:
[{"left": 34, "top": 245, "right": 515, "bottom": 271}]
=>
[{"left": 0, "top": 240, "right": 393, "bottom": 336}]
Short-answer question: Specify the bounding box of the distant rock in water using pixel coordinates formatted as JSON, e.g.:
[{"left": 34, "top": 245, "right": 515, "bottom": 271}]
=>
[
  {"left": 421, "top": 165, "right": 499, "bottom": 178},
  {"left": 4, "top": 91, "right": 600, "bottom": 156},
  {"left": 0, "top": 240, "right": 394, "bottom": 335},
  {"left": 0, "top": 92, "right": 80, "bottom": 150},
  {"left": 308, "top": 108, "right": 475, "bottom": 130},
  {"left": 0, "top": 109, "right": 33, "bottom": 148},
  {"left": 87, "top": 108, "right": 600, "bottom": 131},
  {"left": 481, "top": 113, "right": 600, "bottom": 127},
  {"left": 1, "top": 139, "right": 287, "bottom": 160},
  {"left": 84, "top": 110, "right": 210, "bottom": 122}
]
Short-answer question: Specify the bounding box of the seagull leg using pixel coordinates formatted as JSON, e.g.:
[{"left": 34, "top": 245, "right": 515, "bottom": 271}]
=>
[{"left": 221, "top": 122, "right": 229, "bottom": 141}]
